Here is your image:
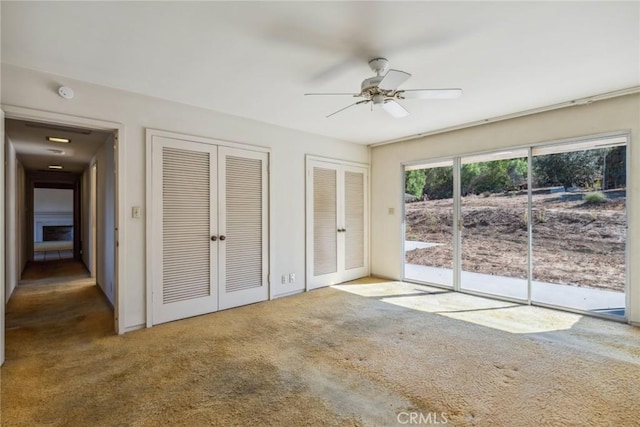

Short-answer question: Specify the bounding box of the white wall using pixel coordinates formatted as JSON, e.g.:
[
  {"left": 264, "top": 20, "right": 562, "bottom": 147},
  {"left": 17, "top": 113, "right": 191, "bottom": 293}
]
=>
[
  {"left": 1, "top": 64, "right": 369, "bottom": 331},
  {"left": 34, "top": 188, "right": 73, "bottom": 212},
  {"left": 17, "top": 161, "right": 26, "bottom": 276},
  {"left": 81, "top": 166, "right": 90, "bottom": 270},
  {"left": 4, "top": 136, "right": 17, "bottom": 302},
  {"left": 91, "top": 136, "right": 115, "bottom": 304},
  {"left": 370, "top": 93, "right": 640, "bottom": 323}
]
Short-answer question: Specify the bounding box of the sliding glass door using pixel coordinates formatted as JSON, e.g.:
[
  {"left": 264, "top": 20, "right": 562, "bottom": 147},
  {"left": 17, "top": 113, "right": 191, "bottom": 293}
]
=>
[
  {"left": 531, "top": 137, "right": 627, "bottom": 316},
  {"left": 404, "top": 160, "right": 454, "bottom": 287},
  {"left": 402, "top": 134, "right": 627, "bottom": 319},
  {"left": 459, "top": 150, "right": 529, "bottom": 300}
]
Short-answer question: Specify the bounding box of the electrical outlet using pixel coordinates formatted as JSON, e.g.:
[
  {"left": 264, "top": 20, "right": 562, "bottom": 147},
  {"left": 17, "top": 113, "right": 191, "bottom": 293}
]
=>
[
  {"left": 281, "top": 275, "right": 287, "bottom": 285},
  {"left": 289, "top": 273, "right": 295, "bottom": 283}
]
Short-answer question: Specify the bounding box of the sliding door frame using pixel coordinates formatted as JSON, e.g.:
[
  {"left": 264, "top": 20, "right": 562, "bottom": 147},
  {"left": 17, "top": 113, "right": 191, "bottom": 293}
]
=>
[{"left": 402, "top": 130, "right": 630, "bottom": 321}]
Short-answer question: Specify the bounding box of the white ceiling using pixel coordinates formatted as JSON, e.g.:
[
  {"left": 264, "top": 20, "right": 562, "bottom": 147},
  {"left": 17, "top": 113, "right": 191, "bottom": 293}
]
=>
[
  {"left": 2, "top": 2, "right": 639, "bottom": 145},
  {"left": 6, "top": 119, "right": 112, "bottom": 173}
]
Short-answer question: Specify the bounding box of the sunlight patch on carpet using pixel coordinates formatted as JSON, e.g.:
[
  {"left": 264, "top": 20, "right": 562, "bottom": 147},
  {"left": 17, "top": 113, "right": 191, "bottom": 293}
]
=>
[{"left": 333, "top": 280, "right": 582, "bottom": 334}]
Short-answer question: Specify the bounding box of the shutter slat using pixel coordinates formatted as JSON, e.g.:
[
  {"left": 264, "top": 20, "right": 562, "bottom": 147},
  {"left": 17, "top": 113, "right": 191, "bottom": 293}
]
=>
[
  {"left": 314, "top": 167, "right": 337, "bottom": 276},
  {"left": 345, "top": 171, "right": 365, "bottom": 270},
  {"left": 162, "top": 147, "right": 211, "bottom": 304},
  {"left": 225, "top": 155, "right": 263, "bottom": 293}
]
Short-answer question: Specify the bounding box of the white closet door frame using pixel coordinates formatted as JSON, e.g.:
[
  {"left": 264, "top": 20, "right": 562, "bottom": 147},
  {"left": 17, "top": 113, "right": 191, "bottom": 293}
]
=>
[
  {"left": 218, "top": 146, "right": 269, "bottom": 310},
  {"left": 151, "top": 136, "right": 218, "bottom": 324},
  {"left": 306, "top": 156, "right": 370, "bottom": 290}
]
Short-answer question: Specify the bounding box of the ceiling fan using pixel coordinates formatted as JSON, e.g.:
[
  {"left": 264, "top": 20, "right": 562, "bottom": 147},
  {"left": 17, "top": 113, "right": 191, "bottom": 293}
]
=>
[{"left": 305, "top": 58, "right": 462, "bottom": 118}]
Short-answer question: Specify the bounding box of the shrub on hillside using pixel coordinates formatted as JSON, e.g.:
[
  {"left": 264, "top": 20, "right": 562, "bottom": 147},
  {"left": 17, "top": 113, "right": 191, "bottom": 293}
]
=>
[{"left": 583, "top": 191, "right": 607, "bottom": 205}]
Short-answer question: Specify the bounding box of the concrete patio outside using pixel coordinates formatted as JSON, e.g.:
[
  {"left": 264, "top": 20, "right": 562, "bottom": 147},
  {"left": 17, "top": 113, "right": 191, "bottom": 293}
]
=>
[{"left": 404, "top": 241, "right": 625, "bottom": 318}]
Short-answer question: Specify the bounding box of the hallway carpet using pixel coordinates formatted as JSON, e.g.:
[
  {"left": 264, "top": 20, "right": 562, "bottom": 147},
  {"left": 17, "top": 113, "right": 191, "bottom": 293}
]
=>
[
  {"left": 21, "top": 259, "right": 90, "bottom": 282},
  {"left": 2, "top": 277, "right": 640, "bottom": 426}
]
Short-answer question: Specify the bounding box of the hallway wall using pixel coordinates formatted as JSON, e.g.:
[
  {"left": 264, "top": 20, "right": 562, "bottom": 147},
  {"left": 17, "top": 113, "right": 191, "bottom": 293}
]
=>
[
  {"left": 81, "top": 167, "right": 90, "bottom": 272},
  {"left": 4, "top": 136, "right": 17, "bottom": 302},
  {"left": 17, "top": 161, "right": 27, "bottom": 277},
  {"left": 91, "top": 135, "right": 115, "bottom": 305}
]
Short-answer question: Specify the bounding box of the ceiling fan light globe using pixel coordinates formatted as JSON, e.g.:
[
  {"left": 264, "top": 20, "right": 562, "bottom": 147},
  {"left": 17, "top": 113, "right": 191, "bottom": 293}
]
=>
[{"left": 372, "top": 94, "right": 385, "bottom": 105}]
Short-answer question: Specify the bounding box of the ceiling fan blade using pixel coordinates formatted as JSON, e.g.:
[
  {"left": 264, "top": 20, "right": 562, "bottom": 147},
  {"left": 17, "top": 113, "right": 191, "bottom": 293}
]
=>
[
  {"left": 382, "top": 100, "right": 409, "bottom": 118},
  {"left": 326, "top": 100, "right": 370, "bottom": 118},
  {"left": 397, "top": 88, "right": 463, "bottom": 99},
  {"left": 378, "top": 69, "right": 412, "bottom": 91},
  {"left": 305, "top": 92, "right": 361, "bottom": 96}
]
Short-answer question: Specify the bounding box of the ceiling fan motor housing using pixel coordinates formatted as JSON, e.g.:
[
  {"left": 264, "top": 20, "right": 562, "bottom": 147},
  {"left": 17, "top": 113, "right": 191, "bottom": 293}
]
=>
[
  {"left": 368, "top": 57, "right": 389, "bottom": 75},
  {"left": 361, "top": 76, "right": 385, "bottom": 94}
]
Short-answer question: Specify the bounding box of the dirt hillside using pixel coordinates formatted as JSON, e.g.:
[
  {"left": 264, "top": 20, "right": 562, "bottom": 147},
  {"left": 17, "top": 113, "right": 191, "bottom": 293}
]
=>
[{"left": 405, "top": 191, "right": 626, "bottom": 291}]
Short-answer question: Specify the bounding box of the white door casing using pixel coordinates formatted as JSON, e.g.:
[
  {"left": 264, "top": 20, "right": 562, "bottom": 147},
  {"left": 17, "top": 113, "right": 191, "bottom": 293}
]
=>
[{"left": 306, "top": 157, "right": 369, "bottom": 290}]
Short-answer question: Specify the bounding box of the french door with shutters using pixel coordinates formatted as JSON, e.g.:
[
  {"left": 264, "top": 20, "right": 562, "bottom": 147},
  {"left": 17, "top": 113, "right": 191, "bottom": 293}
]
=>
[
  {"left": 151, "top": 135, "right": 268, "bottom": 325},
  {"left": 306, "top": 157, "right": 369, "bottom": 290}
]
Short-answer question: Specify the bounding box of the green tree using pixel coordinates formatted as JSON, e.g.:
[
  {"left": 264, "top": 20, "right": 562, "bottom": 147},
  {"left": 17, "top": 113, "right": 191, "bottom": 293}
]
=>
[
  {"left": 405, "top": 169, "right": 426, "bottom": 199},
  {"left": 533, "top": 150, "right": 603, "bottom": 188},
  {"left": 507, "top": 158, "right": 528, "bottom": 187},
  {"left": 604, "top": 146, "right": 626, "bottom": 190},
  {"left": 423, "top": 166, "right": 453, "bottom": 200},
  {"left": 461, "top": 159, "right": 522, "bottom": 195}
]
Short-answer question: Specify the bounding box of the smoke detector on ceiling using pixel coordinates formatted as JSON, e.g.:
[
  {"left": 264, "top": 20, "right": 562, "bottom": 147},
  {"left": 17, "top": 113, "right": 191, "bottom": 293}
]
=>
[{"left": 58, "top": 86, "right": 74, "bottom": 100}]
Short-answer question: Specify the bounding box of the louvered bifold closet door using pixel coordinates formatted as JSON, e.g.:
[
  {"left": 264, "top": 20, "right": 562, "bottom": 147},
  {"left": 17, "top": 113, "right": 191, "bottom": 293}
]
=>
[
  {"left": 152, "top": 137, "right": 218, "bottom": 325},
  {"left": 314, "top": 167, "right": 338, "bottom": 275},
  {"left": 307, "top": 161, "right": 341, "bottom": 289},
  {"left": 306, "top": 158, "right": 369, "bottom": 289},
  {"left": 344, "top": 171, "right": 364, "bottom": 269},
  {"left": 342, "top": 166, "right": 369, "bottom": 281},
  {"left": 218, "top": 147, "right": 269, "bottom": 310}
]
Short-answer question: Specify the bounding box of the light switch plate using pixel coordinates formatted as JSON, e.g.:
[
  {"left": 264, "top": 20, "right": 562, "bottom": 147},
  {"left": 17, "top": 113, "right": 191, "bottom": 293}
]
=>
[{"left": 132, "top": 206, "right": 141, "bottom": 219}]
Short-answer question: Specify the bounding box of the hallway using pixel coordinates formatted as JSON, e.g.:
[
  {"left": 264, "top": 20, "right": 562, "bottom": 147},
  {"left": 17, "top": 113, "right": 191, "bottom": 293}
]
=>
[
  {"left": 5, "top": 259, "right": 114, "bottom": 361},
  {"left": 21, "top": 259, "right": 91, "bottom": 282}
]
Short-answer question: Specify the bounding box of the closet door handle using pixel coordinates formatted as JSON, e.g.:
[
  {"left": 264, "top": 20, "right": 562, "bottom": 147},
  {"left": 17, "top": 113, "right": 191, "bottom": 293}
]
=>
[
  {"left": 219, "top": 235, "right": 226, "bottom": 241},
  {"left": 211, "top": 235, "right": 217, "bottom": 241}
]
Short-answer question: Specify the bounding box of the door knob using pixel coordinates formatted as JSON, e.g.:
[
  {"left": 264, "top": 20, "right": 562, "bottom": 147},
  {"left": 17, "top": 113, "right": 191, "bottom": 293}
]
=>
[
  {"left": 211, "top": 235, "right": 217, "bottom": 241},
  {"left": 219, "top": 235, "right": 226, "bottom": 241}
]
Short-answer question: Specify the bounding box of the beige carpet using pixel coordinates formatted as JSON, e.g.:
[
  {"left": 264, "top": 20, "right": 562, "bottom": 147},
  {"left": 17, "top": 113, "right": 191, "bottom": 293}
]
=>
[{"left": 2, "top": 276, "right": 640, "bottom": 426}]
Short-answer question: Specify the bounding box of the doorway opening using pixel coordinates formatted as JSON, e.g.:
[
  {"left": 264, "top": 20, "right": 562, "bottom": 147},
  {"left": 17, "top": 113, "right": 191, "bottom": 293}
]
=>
[
  {"left": 32, "top": 186, "right": 76, "bottom": 262},
  {"left": 4, "top": 115, "right": 119, "bottom": 354}
]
